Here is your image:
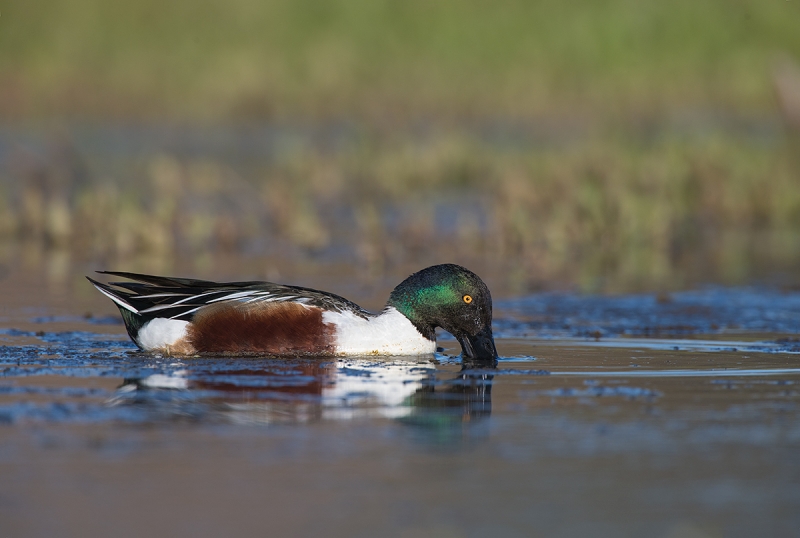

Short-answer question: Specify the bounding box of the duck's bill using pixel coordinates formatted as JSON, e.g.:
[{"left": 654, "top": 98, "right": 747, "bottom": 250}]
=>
[{"left": 457, "top": 326, "right": 498, "bottom": 362}]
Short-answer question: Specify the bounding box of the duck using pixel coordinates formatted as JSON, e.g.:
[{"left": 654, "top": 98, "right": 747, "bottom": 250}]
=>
[{"left": 87, "top": 264, "right": 498, "bottom": 361}]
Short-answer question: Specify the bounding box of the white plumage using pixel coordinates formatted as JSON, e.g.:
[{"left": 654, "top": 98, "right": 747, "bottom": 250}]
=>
[
  {"left": 323, "top": 306, "right": 436, "bottom": 356},
  {"left": 136, "top": 318, "right": 190, "bottom": 351}
]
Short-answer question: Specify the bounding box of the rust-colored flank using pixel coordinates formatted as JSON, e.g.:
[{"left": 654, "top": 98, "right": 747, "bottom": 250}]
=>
[{"left": 186, "top": 301, "right": 336, "bottom": 355}]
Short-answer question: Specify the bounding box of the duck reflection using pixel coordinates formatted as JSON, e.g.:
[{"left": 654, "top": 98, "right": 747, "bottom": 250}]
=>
[
  {"left": 111, "top": 356, "right": 495, "bottom": 428},
  {"left": 401, "top": 359, "right": 494, "bottom": 425}
]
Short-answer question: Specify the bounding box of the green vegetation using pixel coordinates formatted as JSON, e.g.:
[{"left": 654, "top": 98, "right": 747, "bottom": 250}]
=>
[
  {"left": 3, "top": 132, "right": 799, "bottom": 291},
  {"left": 1, "top": 0, "right": 798, "bottom": 120},
  {"left": 1, "top": 0, "right": 799, "bottom": 291}
]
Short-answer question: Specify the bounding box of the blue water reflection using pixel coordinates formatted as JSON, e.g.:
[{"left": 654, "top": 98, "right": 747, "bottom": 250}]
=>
[{"left": 109, "top": 357, "right": 495, "bottom": 432}]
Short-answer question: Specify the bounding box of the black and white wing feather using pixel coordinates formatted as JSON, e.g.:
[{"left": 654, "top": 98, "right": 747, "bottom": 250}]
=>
[{"left": 87, "top": 271, "right": 372, "bottom": 322}]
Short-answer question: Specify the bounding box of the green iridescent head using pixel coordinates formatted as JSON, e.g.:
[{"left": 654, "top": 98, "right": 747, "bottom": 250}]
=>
[{"left": 387, "top": 264, "right": 497, "bottom": 362}]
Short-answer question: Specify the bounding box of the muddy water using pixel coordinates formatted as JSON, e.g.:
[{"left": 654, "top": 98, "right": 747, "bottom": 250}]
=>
[{"left": 1, "top": 272, "right": 800, "bottom": 538}]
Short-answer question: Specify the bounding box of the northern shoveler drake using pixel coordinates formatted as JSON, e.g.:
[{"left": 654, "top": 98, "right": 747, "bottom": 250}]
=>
[{"left": 87, "top": 264, "right": 498, "bottom": 361}]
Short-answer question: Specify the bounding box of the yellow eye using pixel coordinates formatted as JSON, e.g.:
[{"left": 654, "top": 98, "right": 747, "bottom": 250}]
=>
[{"left": 463, "top": 295, "right": 473, "bottom": 304}]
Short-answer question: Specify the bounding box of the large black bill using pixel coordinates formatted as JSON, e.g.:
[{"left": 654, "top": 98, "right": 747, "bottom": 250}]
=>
[{"left": 458, "top": 325, "right": 498, "bottom": 362}]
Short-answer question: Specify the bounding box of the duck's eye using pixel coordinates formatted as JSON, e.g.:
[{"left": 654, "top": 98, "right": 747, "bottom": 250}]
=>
[{"left": 463, "top": 295, "right": 473, "bottom": 304}]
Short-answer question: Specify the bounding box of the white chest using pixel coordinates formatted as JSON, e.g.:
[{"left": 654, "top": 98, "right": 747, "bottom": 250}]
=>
[{"left": 323, "top": 307, "right": 436, "bottom": 356}]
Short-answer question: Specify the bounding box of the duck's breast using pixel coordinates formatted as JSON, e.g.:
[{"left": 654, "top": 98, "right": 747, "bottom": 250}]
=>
[{"left": 323, "top": 307, "right": 436, "bottom": 356}]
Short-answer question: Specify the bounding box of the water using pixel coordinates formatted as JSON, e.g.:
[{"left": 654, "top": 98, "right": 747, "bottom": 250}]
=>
[{"left": 2, "top": 278, "right": 800, "bottom": 537}]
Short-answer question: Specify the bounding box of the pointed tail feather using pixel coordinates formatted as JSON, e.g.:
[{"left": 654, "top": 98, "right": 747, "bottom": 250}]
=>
[
  {"left": 86, "top": 276, "right": 146, "bottom": 346},
  {"left": 96, "top": 271, "right": 222, "bottom": 288},
  {"left": 86, "top": 276, "right": 138, "bottom": 313}
]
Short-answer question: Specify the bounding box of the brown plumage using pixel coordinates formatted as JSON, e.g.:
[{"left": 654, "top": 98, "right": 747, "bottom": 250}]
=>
[{"left": 186, "top": 302, "right": 336, "bottom": 355}]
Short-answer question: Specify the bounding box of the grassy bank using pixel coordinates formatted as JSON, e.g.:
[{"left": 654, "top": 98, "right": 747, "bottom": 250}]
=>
[{"left": 1, "top": 127, "right": 799, "bottom": 292}]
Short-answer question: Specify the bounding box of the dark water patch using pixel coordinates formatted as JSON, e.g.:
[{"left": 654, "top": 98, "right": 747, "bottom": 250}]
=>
[
  {"left": 0, "top": 401, "right": 153, "bottom": 425},
  {"left": 497, "top": 354, "right": 537, "bottom": 362},
  {"left": 36, "top": 331, "right": 131, "bottom": 347},
  {"left": 0, "top": 385, "right": 110, "bottom": 397},
  {"left": 555, "top": 368, "right": 800, "bottom": 378},
  {"left": 504, "top": 336, "right": 800, "bottom": 354},
  {"left": 498, "top": 287, "right": 800, "bottom": 340},
  {"left": 541, "top": 385, "right": 662, "bottom": 400},
  {"left": 0, "top": 329, "right": 37, "bottom": 337},
  {"left": 710, "top": 378, "right": 795, "bottom": 386},
  {"left": 32, "top": 315, "right": 123, "bottom": 326},
  {"left": 492, "top": 368, "right": 551, "bottom": 376}
]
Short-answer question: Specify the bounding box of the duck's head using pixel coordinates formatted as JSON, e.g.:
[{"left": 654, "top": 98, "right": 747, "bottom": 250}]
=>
[{"left": 388, "top": 264, "right": 498, "bottom": 362}]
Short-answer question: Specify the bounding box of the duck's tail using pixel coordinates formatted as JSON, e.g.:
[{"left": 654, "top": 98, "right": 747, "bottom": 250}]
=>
[{"left": 86, "top": 276, "right": 148, "bottom": 345}]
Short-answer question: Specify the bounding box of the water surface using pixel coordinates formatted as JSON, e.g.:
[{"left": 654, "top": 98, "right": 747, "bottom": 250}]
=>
[{"left": 1, "top": 284, "right": 799, "bottom": 538}]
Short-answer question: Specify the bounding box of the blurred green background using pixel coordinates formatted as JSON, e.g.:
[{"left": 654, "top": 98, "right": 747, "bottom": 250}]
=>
[{"left": 1, "top": 0, "right": 800, "bottom": 294}]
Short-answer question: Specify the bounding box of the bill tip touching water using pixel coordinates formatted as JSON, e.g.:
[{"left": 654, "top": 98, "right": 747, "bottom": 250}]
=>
[{"left": 87, "top": 263, "right": 498, "bottom": 362}]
